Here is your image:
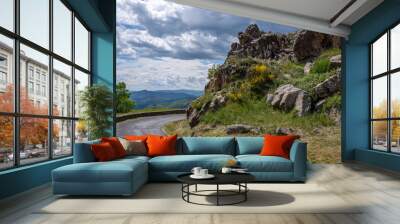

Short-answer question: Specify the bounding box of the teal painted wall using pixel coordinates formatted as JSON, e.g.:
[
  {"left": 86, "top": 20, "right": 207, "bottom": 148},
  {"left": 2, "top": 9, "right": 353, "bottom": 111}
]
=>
[
  {"left": 0, "top": 158, "right": 72, "bottom": 199},
  {"left": 0, "top": 0, "right": 116, "bottom": 200},
  {"left": 344, "top": 0, "right": 400, "bottom": 171}
]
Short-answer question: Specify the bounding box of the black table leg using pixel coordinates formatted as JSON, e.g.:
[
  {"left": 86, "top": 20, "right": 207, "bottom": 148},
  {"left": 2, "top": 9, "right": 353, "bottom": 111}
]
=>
[
  {"left": 195, "top": 184, "right": 198, "bottom": 192},
  {"left": 216, "top": 184, "right": 219, "bottom": 206},
  {"left": 245, "top": 183, "right": 247, "bottom": 201}
]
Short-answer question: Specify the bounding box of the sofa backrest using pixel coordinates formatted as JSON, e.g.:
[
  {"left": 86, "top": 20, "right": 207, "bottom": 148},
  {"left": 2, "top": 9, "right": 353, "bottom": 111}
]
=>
[
  {"left": 235, "top": 137, "right": 264, "bottom": 155},
  {"left": 178, "top": 137, "right": 236, "bottom": 155},
  {"left": 73, "top": 139, "right": 100, "bottom": 163}
]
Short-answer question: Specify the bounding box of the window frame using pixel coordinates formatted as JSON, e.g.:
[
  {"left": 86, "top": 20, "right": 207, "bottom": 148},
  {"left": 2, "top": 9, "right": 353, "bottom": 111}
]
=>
[
  {"left": 0, "top": 0, "right": 92, "bottom": 171},
  {"left": 370, "top": 22, "right": 400, "bottom": 154}
]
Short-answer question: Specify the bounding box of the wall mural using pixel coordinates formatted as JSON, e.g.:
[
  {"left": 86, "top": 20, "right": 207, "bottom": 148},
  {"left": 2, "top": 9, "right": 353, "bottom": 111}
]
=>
[{"left": 116, "top": 0, "right": 341, "bottom": 163}]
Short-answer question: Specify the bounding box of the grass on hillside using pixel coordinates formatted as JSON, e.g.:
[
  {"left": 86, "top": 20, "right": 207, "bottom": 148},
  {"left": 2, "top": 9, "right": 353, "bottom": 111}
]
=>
[
  {"left": 200, "top": 97, "right": 334, "bottom": 132},
  {"left": 163, "top": 96, "right": 341, "bottom": 164}
]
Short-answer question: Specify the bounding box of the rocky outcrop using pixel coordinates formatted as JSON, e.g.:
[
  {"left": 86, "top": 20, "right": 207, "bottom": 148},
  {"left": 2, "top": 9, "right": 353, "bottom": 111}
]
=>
[
  {"left": 187, "top": 24, "right": 342, "bottom": 127},
  {"left": 187, "top": 92, "right": 227, "bottom": 127},
  {"left": 266, "top": 84, "right": 311, "bottom": 116},
  {"left": 293, "top": 30, "right": 341, "bottom": 61},
  {"left": 228, "top": 24, "right": 294, "bottom": 61},
  {"left": 226, "top": 124, "right": 260, "bottom": 134},
  {"left": 205, "top": 63, "right": 247, "bottom": 92},
  {"left": 313, "top": 71, "right": 341, "bottom": 100}
]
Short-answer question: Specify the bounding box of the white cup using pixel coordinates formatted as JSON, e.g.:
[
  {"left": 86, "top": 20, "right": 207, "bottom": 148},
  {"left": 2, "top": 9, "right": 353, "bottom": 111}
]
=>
[
  {"left": 221, "top": 167, "right": 232, "bottom": 174},
  {"left": 200, "top": 169, "right": 208, "bottom": 176},
  {"left": 191, "top": 167, "right": 202, "bottom": 176}
]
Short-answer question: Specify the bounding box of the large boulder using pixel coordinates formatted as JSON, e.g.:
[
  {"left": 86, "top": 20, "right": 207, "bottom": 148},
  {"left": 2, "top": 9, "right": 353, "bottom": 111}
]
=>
[
  {"left": 293, "top": 30, "right": 341, "bottom": 61},
  {"left": 313, "top": 72, "right": 341, "bottom": 100},
  {"left": 267, "top": 84, "right": 311, "bottom": 116},
  {"left": 295, "top": 91, "right": 312, "bottom": 116}
]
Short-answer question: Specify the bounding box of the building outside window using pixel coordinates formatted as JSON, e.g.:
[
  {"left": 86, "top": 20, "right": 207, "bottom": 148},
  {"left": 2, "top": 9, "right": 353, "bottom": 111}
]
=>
[
  {"left": 28, "top": 81, "right": 34, "bottom": 94},
  {"left": 0, "top": 54, "right": 7, "bottom": 87},
  {"left": 0, "top": 0, "right": 91, "bottom": 170}
]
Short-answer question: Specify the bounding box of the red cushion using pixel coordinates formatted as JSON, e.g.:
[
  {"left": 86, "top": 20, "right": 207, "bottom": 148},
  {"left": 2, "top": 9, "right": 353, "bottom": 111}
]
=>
[
  {"left": 91, "top": 142, "right": 117, "bottom": 162},
  {"left": 146, "top": 135, "right": 177, "bottom": 157},
  {"left": 101, "top": 137, "right": 127, "bottom": 158},
  {"left": 260, "top": 135, "right": 299, "bottom": 159}
]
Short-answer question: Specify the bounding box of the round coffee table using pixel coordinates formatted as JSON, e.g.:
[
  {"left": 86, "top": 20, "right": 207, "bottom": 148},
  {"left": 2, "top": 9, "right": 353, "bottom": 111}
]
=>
[{"left": 177, "top": 173, "right": 255, "bottom": 206}]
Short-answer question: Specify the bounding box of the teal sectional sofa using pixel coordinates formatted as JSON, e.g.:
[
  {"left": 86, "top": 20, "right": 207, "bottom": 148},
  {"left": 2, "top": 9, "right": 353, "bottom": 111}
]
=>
[{"left": 52, "top": 137, "right": 307, "bottom": 196}]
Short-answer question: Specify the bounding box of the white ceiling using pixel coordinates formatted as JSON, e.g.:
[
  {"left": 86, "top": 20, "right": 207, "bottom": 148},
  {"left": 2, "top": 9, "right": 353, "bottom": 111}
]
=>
[{"left": 171, "top": 0, "right": 384, "bottom": 37}]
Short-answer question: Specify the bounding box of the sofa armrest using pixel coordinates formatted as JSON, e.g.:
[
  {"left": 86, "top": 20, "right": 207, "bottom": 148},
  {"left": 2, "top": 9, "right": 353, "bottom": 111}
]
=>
[
  {"left": 73, "top": 140, "right": 100, "bottom": 163},
  {"left": 289, "top": 140, "right": 307, "bottom": 181}
]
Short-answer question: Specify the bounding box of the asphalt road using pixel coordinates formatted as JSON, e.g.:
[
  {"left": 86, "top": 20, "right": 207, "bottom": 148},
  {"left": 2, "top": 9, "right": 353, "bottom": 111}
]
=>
[{"left": 116, "top": 114, "right": 186, "bottom": 136}]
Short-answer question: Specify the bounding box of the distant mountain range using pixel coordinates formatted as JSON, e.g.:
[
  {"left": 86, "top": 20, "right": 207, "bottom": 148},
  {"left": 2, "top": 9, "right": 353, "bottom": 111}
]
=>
[{"left": 130, "top": 89, "right": 203, "bottom": 109}]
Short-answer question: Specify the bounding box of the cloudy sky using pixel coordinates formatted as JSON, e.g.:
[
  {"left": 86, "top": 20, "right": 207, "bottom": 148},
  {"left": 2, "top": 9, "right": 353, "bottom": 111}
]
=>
[{"left": 117, "top": 0, "right": 296, "bottom": 91}]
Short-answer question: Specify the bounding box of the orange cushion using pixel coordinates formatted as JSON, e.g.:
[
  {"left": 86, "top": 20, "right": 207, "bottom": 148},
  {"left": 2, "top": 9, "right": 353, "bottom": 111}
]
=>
[
  {"left": 101, "top": 137, "right": 127, "bottom": 158},
  {"left": 146, "top": 135, "right": 177, "bottom": 157},
  {"left": 260, "top": 135, "right": 299, "bottom": 159},
  {"left": 91, "top": 142, "right": 117, "bottom": 162},
  {"left": 124, "top": 135, "right": 148, "bottom": 141}
]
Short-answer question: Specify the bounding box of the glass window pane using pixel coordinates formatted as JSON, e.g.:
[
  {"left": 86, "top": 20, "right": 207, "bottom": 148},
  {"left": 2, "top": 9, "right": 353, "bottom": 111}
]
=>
[
  {"left": 372, "top": 76, "right": 387, "bottom": 119},
  {"left": 20, "top": 44, "right": 49, "bottom": 115},
  {"left": 372, "top": 33, "right": 387, "bottom": 76},
  {"left": 53, "top": 59, "right": 72, "bottom": 117},
  {"left": 20, "top": 0, "right": 49, "bottom": 49},
  {"left": 53, "top": 119, "right": 72, "bottom": 157},
  {"left": 391, "top": 72, "right": 400, "bottom": 118},
  {"left": 75, "top": 120, "right": 88, "bottom": 143},
  {"left": 391, "top": 120, "right": 400, "bottom": 153},
  {"left": 20, "top": 117, "right": 49, "bottom": 165},
  {"left": 372, "top": 121, "right": 388, "bottom": 151},
  {"left": 74, "top": 18, "right": 89, "bottom": 70},
  {"left": 74, "top": 69, "right": 89, "bottom": 118},
  {"left": 53, "top": 0, "right": 72, "bottom": 60},
  {"left": 0, "top": 35, "right": 14, "bottom": 112},
  {"left": 0, "top": 0, "right": 14, "bottom": 31},
  {"left": 0, "top": 116, "right": 14, "bottom": 170},
  {"left": 391, "top": 24, "right": 400, "bottom": 70}
]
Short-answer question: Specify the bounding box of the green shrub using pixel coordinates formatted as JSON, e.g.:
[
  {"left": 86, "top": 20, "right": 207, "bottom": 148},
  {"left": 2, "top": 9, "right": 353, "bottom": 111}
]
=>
[
  {"left": 311, "top": 58, "right": 331, "bottom": 73},
  {"left": 322, "top": 94, "right": 341, "bottom": 112}
]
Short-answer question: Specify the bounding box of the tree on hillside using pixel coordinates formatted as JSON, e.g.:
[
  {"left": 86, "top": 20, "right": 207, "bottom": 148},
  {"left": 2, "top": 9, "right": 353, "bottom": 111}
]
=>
[
  {"left": 0, "top": 85, "right": 59, "bottom": 150},
  {"left": 116, "top": 82, "right": 135, "bottom": 113}
]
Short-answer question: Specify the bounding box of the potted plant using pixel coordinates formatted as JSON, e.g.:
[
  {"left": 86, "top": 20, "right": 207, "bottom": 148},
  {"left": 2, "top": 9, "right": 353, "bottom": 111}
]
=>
[{"left": 79, "top": 84, "right": 113, "bottom": 140}]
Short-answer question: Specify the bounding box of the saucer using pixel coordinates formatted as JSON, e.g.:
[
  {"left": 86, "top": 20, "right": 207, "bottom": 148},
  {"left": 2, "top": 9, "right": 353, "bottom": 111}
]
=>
[{"left": 190, "top": 174, "right": 215, "bottom": 179}]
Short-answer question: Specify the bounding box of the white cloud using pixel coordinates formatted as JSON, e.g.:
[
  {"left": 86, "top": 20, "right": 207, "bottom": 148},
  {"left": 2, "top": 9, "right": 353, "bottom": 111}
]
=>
[{"left": 117, "top": 57, "right": 211, "bottom": 90}]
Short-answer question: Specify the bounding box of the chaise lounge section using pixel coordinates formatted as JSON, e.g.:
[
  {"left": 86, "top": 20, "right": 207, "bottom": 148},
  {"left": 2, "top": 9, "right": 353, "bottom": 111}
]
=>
[{"left": 52, "top": 137, "right": 307, "bottom": 196}]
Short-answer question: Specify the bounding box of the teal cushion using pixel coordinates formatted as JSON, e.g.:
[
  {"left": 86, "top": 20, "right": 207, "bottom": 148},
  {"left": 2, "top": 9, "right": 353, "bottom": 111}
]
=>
[
  {"left": 236, "top": 155, "right": 293, "bottom": 172},
  {"left": 236, "top": 137, "right": 264, "bottom": 155},
  {"left": 53, "top": 159, "right": 147, "bottom": 183},
  {"left": 149, "top": 154, "right": 235, "bottom": 172},
  {"left": 180, "top": 137, "right": 235, "bottom": 155}
]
